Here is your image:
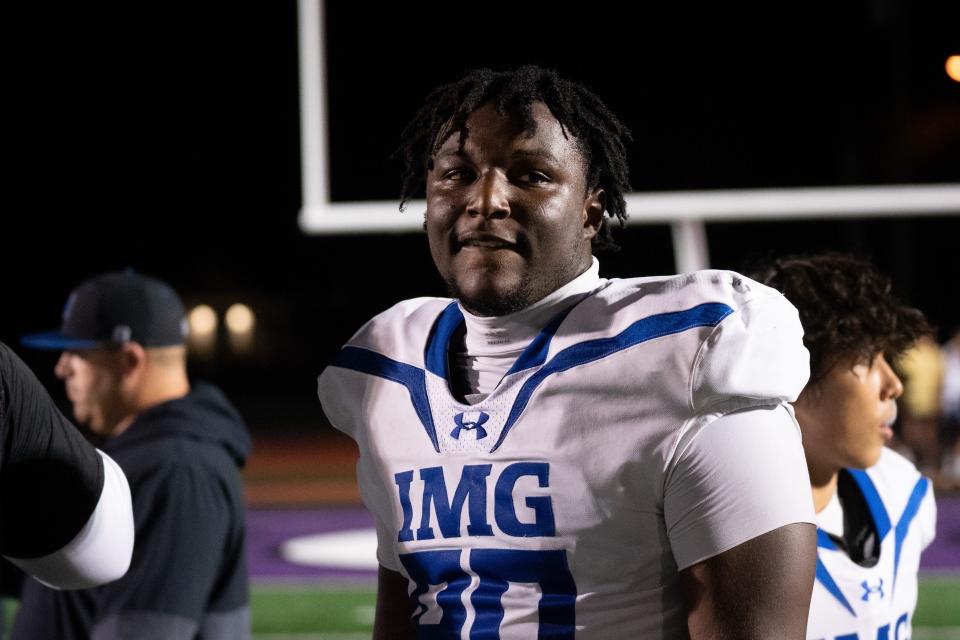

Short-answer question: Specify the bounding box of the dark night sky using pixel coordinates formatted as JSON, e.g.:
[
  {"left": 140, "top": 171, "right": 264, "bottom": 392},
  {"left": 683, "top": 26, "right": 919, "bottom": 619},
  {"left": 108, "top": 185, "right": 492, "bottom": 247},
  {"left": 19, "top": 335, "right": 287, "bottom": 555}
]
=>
[{"left": 4, "top": 1, "right": 958, "bottom": 430}]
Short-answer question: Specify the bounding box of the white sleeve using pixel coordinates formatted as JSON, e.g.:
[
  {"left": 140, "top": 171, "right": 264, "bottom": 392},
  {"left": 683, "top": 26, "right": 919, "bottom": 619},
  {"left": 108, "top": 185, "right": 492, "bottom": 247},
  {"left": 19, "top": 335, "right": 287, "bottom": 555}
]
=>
[
  {"left": 318, "top": 367, "right": 360, "bottom": 439},
  {"left": 692, "top": 287, "right": 810, "bottom": 412},
  {"left": 664, "top": 404, "right": 815, "bottom": 570},
  {"left": 4, "top": 450, "right": 134, "bottom": 590}
]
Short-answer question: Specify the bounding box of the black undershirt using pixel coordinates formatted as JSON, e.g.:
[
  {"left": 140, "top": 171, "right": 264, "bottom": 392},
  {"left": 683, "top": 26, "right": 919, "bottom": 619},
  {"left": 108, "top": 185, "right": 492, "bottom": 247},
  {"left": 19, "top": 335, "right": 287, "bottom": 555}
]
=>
[{"left": 825, "top": 469, "right": 881, "bottom": 567}]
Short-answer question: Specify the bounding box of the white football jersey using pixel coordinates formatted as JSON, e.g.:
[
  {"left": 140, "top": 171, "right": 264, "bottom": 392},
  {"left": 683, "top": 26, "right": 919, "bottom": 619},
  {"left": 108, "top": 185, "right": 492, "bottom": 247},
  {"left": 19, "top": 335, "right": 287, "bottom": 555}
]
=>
[
  {"left": 807, "top": 448, "right": 937, "bottom": 640},
  {"left": 319, "top": 270, "right": 815, "bottom": 638}
]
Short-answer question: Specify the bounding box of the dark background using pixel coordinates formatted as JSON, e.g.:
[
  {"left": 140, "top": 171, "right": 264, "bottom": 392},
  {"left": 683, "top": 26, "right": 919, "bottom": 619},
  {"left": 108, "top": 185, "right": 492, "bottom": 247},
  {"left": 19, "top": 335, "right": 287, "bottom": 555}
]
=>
[{"left": 4, "top": 1, "right": 958, "bottom": 432}]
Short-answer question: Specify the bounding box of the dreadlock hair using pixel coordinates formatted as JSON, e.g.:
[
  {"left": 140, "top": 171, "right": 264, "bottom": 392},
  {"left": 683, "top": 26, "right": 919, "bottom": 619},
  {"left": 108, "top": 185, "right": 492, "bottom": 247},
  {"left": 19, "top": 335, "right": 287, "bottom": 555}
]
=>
[
  {"left": 750, "top": 253, "right": 931, "bottom": 384},
  {"left": 396, "top": 65, "right": 632, "bottom": 252}
]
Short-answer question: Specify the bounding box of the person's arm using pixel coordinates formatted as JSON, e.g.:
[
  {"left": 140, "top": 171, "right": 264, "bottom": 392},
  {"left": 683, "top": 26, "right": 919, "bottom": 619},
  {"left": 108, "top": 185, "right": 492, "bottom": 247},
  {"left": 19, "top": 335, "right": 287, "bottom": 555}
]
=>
[
  {"left": 0, "top": 342, "right": 134, "bottom": 589},
  {"left": 681, "top": 523, "right": 815, "bottom": 639},
  {"left": 664, "top": 405, "right": 817, "bottom": 639},
  {"left": 6, "top": 450, "right": 133, "bottom": 590},
  {"left": 373, "top": 564, "right": 415, "bottom": 640}
]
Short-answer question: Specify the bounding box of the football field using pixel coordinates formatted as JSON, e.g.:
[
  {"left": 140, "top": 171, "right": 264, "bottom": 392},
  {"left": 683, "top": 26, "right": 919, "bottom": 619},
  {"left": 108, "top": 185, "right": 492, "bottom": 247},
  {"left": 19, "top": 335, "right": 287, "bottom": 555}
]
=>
[
  {"left": 241, "top": 499, "right": 960, "bottom": 639},
  {"left": 238, "top": 436, "right": 960, "bottom": 639},
  {"left": 2, "top": 507, "right": 958, "bottom": 638},
  {"left": 244, "top": 578, "right": 960, "bottom": 639},
  {"left": 4, "top": 432, "right": 958, "bottom": 638},
  {"left": 10, "top": 583, "right": 958, "bottom": 639}
]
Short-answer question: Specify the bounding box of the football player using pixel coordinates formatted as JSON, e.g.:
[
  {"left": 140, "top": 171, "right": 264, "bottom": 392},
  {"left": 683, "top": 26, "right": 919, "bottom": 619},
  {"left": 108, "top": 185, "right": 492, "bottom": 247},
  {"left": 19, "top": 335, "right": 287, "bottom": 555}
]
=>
[
  {"left": 319, "top": 66, "right": 818, "bottom": 639},
  {"left": 753, "top": 253, "right": 936, "bottom": 640}
]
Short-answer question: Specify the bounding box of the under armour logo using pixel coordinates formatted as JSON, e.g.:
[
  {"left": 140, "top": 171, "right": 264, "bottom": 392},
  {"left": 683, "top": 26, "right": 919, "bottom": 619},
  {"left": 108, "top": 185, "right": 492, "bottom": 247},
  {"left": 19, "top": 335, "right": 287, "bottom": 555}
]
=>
[
  {"left": 451, "top": 412, "right": 490, "bottom": 441},
  {"left": 861, "top": 578, "right": 884, "bottom": 602}
]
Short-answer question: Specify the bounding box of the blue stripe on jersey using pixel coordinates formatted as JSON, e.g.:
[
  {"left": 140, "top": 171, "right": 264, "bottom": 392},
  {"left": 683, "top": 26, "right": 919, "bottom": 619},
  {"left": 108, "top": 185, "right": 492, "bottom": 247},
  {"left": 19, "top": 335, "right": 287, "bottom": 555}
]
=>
[
  {"left": 424, "top": 300, "right": 576, "bottom": 382},
  {"left": 816, "top": 529, "right": 838, "bottom": 550},
  {"left": 846, "top": 469, "right": 892, "bottom": 541},
  {"left": 893, "top": 476, "right": 930, "bottom": 592},
  {"left": 815, "top": 557, "right": 857, "bottom": 617},
  {"left": 332, "top": 346, "right": 440, "bottom": 452},
  {"left": 505, "top": 305, "right": 576, "bottom": 376},
  {"left": 491, "top": 302, "right": 734, "bottom": 452},
  {"left": 424, "top": 302, "right": 464, "bottom": 380}
]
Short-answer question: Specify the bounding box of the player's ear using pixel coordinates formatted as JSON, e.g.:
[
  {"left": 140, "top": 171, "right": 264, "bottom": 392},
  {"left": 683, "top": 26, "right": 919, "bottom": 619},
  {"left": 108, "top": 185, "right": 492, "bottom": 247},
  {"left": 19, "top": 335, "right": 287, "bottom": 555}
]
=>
[
  {"left": 118, "top": 342, "right": 146, "bottom": 378},
  {"left": 582, "top": 188, "right": 606, "bottom": 240}
]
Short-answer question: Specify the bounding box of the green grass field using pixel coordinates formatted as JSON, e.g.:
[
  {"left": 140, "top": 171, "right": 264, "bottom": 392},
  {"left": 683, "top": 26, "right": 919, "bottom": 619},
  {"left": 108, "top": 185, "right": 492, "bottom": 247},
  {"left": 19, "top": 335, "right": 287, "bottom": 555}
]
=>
[
  {"left": 247, "top": 578, "right": 960, "bottom": 637},
  {"left": 913, "top": 576, "right": 960, "bottom": 628},
  {"left": 3, "top": 577, "right": 958, "bottom": 638}
]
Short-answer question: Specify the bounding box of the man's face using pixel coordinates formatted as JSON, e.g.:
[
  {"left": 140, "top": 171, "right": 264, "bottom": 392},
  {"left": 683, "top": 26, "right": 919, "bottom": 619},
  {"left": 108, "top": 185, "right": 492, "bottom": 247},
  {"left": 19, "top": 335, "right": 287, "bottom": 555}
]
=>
[
  {"left": 795, "top": 352, "right": 903, "bottom": 472},
  {"left": 55, "top": 347, "right": 124, "bottom": 435},
  {"left": 425, "top": 102, "right": 603, "bottom": 316}
]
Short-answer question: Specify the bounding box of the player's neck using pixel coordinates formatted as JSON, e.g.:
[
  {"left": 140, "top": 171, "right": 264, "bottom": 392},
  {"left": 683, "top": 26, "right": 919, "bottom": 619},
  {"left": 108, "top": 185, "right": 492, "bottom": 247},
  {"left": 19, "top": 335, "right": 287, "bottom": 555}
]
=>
[
  {"left": 809, "top": 466, "right": 839, "bottom": 513},
  {"left": 459, "top": 258, "right": 601, "bottom": 357}
]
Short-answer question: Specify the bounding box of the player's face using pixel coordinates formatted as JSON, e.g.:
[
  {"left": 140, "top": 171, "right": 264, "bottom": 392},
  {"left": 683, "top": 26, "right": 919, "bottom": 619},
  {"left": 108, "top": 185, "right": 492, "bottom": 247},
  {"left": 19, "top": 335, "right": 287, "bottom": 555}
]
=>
[
  {"left": 425, "top": 102, "right": 604, "bottom": 316},
  {"left": 794, "top": 352, "right": 904, "bottom": 473},
  {"left": 55, "top": 347, "right": 124, "bottom": 435}
]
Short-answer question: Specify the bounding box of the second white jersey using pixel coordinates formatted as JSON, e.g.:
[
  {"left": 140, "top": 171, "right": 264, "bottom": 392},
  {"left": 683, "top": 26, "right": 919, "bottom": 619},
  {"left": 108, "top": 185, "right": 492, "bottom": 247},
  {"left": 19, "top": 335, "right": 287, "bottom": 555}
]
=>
[
  {"left": 319, "top": 270, "right": 816, "bottom": 638},
  {"left": 808, "top": 448, "right": 937, "bottom": 640}
]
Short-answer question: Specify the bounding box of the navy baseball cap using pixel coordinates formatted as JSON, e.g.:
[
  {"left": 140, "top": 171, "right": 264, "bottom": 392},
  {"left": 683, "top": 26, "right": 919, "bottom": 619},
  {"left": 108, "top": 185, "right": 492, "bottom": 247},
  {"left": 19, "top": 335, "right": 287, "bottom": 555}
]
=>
[{"left": 22, "top": 271, "right": 188, "bottom": 350}]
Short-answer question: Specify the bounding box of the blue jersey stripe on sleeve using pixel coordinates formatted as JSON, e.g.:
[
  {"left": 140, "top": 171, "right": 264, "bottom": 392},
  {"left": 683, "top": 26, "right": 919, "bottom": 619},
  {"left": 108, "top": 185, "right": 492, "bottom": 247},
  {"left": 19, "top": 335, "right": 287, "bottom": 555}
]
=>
[
  {"left": 491, "top": 302, "right": 734, "bottom": 452},
  {"left": 332, "top": 346, "right": 440, "bottom": 452}
]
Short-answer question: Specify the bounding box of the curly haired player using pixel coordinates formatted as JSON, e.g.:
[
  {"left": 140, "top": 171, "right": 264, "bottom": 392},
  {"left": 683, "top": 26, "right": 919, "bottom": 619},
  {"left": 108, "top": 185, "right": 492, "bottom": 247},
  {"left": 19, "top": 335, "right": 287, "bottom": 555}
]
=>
[{"left": 752, "top": 253, "right": 936, "bottom": 640}]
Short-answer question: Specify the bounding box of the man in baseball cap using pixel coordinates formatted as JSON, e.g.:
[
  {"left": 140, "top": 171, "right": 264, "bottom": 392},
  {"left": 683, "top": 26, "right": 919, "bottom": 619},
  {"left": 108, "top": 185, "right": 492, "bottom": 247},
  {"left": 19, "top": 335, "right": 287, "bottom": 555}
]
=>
[
  {"left": 14, "top": 271, "right": 252, "bottom": 640},
  {"left": 21, "top": 271, "right": 191, "bottom": 438},
  {"left": 23, "top": 271, "right": 189, "bottom": 351}
]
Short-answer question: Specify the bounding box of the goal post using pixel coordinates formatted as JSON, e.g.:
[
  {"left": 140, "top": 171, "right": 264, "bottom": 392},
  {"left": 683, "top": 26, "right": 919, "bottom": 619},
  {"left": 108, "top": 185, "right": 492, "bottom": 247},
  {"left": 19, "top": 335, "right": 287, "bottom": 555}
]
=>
[{"left": 296, "top": 0, "right": 960, "bottom": 272}]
